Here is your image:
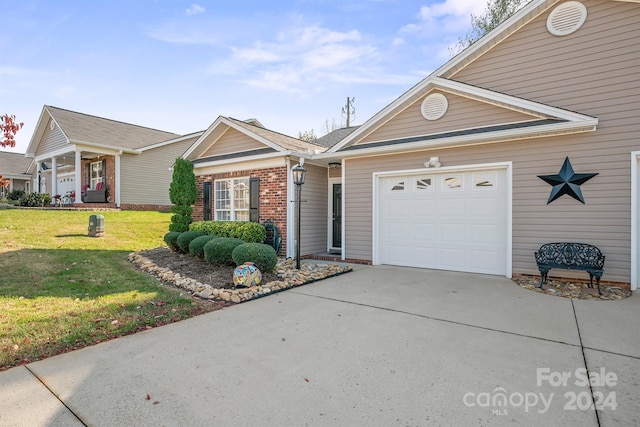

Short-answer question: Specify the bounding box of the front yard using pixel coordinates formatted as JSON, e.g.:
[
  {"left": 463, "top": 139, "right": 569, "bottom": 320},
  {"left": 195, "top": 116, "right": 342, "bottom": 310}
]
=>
[{"left": 0, "top": 210, "right": 224, "bottom": 370}]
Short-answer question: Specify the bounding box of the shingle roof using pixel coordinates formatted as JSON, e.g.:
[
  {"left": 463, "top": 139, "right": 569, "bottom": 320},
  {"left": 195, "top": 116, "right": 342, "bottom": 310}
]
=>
[
  {"left": 315, "top": 126, "right": 359, "bottom": 148},
  {"left": 0, "top": 151, "right": 32, "bottom": 175},
  {"left": 226, "top": 117, "right": 328, "bottom": 153},
  {"left": 46, "top": 106, "right": 180, "bottom": 150}
]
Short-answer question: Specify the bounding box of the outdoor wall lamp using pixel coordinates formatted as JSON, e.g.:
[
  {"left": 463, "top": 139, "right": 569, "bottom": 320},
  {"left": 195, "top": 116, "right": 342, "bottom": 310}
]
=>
[
  {"left": 328, "top": 162, "right": 341, "bottom": 169},
  {"left": 292, "top": 161, "right": 307, "bottom": 269}
]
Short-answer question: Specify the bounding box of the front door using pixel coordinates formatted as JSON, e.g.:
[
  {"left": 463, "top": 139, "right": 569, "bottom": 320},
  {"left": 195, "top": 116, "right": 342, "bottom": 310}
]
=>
[{"left": 332, "top": 182, "right": 342, "bottom": 249}]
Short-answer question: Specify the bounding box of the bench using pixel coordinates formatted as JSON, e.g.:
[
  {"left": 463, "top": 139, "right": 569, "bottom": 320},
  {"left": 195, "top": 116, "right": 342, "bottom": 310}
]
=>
[{"left": 535, "top": 242, "right": 605, "bottom": 295}]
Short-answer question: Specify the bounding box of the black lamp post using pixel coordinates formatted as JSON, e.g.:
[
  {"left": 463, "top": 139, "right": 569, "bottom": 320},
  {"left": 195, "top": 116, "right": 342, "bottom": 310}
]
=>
[{"left": 292, "top": 162, "right": 307, "bottom": 269}]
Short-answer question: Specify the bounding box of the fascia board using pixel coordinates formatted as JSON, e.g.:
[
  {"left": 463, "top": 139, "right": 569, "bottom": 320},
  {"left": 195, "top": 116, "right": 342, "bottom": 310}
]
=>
[
  {"left": 192, "top": 150, "right": 293, "bottom": 170},
  {"left": 139, "top": 131, "right": 204, "bottom": 152},
  {"left": 71, "top": 140, "right": 139, "bottom": 155},
  {"left": 181, "top": 116, "right": 226, "bottom": 160}
]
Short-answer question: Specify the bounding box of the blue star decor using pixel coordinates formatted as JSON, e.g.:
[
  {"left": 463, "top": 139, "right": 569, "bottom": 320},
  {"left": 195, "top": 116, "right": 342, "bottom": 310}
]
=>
[{"left": 538, "top": 157, "right": 598, "bottom": 204}]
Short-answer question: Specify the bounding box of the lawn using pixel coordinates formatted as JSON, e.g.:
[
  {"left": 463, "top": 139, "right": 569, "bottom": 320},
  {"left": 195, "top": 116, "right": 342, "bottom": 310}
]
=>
[{"left": 0, "top": 209, "right": 222, "bottom": 370}]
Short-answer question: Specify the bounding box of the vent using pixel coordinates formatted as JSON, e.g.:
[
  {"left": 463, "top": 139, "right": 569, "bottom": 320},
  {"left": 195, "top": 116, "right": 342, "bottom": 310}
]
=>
[
  {"left": 421, "top": 93, "right": 448, "bottom": 121},
  {"left": 547, "top": 1, "right": 587, "bottom": 36}
]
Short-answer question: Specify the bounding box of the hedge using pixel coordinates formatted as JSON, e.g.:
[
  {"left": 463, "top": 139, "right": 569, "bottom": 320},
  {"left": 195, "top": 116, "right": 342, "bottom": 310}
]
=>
[
  {"left": 190, "top": 221, "right": 265, "bottom": 243},
  {"left": 189, "top": 235, "right": 218, "bottom": 258},
  {"left": 163, "top": 231, "right": 181, "bottom": 251},
  {"left": 232, "top": 243, "right": 278, "bottom": 273},
  {"left": 203, "top": 237, "right": 245, "bottom": 266},
  {"left": 176, "top": 230, "right": 206, "bottom": 253}
]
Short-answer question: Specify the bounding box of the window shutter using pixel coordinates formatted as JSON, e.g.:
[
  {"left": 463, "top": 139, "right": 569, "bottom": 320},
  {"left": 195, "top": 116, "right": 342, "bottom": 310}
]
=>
[
  {"left": 203, "top": 182, "right": 212, "bottom": 221},
  {"left": 102, "top": 159, "right": 107, "bottom": 186},
  {"left": 84, "top": 164, "right": 89, "bottom": 188},
  {"left": 249, "top": 178, "right": 260, "bottom": 223}
]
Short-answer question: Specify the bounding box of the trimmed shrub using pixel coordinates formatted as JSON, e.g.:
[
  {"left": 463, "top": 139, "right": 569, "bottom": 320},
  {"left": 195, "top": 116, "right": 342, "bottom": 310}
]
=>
[
  {"left": 232, "top": 243, "right": 278, "bottom": 273},
  {"left": 176, "top": 230, "right": 206, "bottom": 253},
  {"left": 163, "top": 231, "right": 181, "bottom": 251},
  {"left": 189, "top": 235, "right": 218, "bottom": 258},
  {"left": 204, "top": 237, "right": 245, "bottom": 266},
  {"left": 190, "top": 221, "right": 266, "bottom": 243},
  {"left": 19, "top": 192, "right": 52, "bottom": 207},
  {"left": 168, "top": 158, "right": 197, "bottom": 232},
  {"left": 8, "top": 189, "right": 25, "bottom": 201}
]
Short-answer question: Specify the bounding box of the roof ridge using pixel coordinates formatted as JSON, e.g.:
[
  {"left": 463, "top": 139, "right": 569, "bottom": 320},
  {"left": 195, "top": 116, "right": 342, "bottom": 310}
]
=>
[{"left": 226, "top": 116, "right": 326, "bottom": 149}]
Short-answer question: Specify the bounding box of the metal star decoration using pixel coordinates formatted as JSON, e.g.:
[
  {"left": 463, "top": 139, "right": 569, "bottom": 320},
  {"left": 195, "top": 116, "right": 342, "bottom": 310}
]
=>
[{"left": 538, "top": 157, "right": 598, "bottom": 204}]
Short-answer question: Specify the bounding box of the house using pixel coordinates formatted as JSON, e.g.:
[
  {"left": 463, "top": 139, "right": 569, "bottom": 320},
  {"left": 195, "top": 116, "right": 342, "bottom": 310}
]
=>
[
  {"left": 25, "top": 106, "right": 202, "bottom": 209},
  {"left": 187, "top": 0, "right": 638, "bottom": 291},
  {"left": 0, "top": 151, "right": 34, "bottom": 198}
]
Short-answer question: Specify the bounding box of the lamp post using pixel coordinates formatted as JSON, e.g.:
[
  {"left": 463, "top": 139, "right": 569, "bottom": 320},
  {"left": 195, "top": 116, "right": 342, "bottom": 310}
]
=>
[{"left": 292, "top": 162, "right": 307, "bottom": 269}]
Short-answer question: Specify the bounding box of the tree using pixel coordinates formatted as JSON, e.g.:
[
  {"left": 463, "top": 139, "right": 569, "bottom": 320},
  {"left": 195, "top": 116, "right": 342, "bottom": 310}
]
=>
[
  {"left": 0, "top": 114, "right": 24, "bottom": 188},
  {"left": 450, "top": 0, "right": 528, "bottom": 56},
  {"left": 297, "top": 129, "right": 318, "bottom": 143},
  {"left": 169, "top": 158, "right": 197, "bottom": 232}
]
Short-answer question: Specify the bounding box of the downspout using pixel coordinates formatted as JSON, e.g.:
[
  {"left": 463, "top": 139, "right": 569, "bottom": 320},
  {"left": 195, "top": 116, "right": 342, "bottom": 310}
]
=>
[{"left": 115, "top": 150, "right": 122, "bottom": 208}]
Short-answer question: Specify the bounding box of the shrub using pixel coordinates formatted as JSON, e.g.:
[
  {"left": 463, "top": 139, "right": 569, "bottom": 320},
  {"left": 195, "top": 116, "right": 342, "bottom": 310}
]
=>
[
  {"left": 190, "top": 221, "right": 266, "bottom": 243},
  {"left": 169, "top": 158, "right": 197, "bottom": 232},
  {"left": 163, "top": 231, "right": 182, "bottom": 251},
  {"left": 19, "top": 192, "right": 52, "bottom": 207},
  {"left": 176, "top": 230, "right": 206, "bottom": 253},
  {"left": 189, "top": 235, "right": 218, "bottom": 258},
  {"left": 8, "top": 189, "right": 25, "bottom": 201},
  {"left": 204, "top": 237, "right": 245, "bottom": 266},
  {"left": 232, "top": 243, "right": 278, "bottom": 272}
]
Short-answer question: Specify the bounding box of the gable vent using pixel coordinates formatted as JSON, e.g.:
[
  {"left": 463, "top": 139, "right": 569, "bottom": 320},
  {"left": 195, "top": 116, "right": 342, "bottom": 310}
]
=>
[
  {"left": 421, "top": 93, "right": 448, "bottom": 121},
  {"left": 547, "top": 1, "right": 587, "bottom": 36}
]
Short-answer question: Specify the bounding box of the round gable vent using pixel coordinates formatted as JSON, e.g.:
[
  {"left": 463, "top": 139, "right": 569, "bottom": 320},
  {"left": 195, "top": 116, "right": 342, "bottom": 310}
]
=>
[
  {"left": 547, "top": 1, "right": 587, "bottom": 36},
  {"left": 421, "top": 93, "right": 448, "bottom": 121}
]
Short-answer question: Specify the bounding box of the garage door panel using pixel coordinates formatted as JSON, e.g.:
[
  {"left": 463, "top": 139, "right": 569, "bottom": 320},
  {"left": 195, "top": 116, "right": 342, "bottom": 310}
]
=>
[{"left": 378, "top": 168, "right": 507, "bottom": 275}]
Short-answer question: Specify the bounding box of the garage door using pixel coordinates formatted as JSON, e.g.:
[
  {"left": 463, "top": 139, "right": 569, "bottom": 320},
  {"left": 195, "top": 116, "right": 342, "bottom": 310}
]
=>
[{"left": 377, "top": 168, "right": 508, "bottom": 275}]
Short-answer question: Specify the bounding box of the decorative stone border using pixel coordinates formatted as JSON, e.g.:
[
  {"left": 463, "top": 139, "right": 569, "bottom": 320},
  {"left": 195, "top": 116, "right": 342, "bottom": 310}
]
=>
[{"left": 128, "top": 252, "right": 352, "bottom": 304}]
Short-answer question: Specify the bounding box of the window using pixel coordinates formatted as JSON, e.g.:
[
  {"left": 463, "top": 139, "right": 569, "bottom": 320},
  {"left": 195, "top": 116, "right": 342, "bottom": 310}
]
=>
[
  {"left": 90, "top": 161, "right": 103, "bottom": 189},
  {"left": 215, "top": 178, "right": 250, "bottom": 221},
  {"left": 444, "top": 176, "right": 463, "bottom": 190},
  {"left": 416, "top": 177, "right": 432, "bottom": 190},
  {"left": 391, "top": 181, "right": 405, "bottom": 191}
]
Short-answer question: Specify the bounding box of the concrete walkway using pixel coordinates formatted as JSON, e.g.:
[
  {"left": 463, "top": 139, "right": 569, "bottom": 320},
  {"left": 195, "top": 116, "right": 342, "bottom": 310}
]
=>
[{"left": 1, "top": 265, "right": 638, "bottom": 426}]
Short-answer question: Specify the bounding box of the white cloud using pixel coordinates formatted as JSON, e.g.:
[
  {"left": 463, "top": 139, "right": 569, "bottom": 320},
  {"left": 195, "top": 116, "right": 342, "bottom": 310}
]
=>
[
  {"left": 401, "top": 0, "right": 485, "bottom": 36},
  {"left": 186, "top": 4, "right": 205, "bottom": 16}
]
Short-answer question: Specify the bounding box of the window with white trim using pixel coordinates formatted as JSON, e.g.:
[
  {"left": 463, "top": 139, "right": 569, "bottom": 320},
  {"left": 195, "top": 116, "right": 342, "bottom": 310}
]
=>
[
  {"left": 90, "top": 161, "right": 103, "bottom": 189},
  {"left": 215, "top": 177, "right": 250, "bottom": 221}
]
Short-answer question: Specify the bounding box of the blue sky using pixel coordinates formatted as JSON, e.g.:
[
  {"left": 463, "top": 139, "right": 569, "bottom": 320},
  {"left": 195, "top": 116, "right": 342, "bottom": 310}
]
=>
[{"left": 1, "top": 0, "right": 486, "bottom": 152}]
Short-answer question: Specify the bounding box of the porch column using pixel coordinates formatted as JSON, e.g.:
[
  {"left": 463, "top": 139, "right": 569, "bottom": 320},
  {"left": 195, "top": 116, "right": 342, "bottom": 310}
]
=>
[
  {"left": 74, "top": 150, "right": 83, "bottom": 204},
  {"left": 115, "top": 151, "right": 121, "bottom": 208},
  {"left": 51, "top": 157, "right": 57, "bottom": 202},
  {"left": 9, "top": 179, "right": 13, "bottom": 192}
]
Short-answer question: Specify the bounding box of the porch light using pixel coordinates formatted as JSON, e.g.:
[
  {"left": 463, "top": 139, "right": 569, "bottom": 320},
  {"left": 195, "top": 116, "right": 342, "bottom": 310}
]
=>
[
  {"left": 292, "top": 162, "right": 306, "bottom": 269},
  {"left": 328, "top": 162, "right": 341, "bottom": 169}
]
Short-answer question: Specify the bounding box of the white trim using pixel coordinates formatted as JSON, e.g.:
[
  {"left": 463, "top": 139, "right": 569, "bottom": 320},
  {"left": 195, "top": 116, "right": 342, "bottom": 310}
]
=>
[
  {"left": 138, "top": 132, "right": 204, "bottom": 152},
  {"left": 193, "top": 154, "right": 289, "bottom": 176},
  {"left": 341, "top": 160, "right": 346, "bottom": 260},
  {"left": 72, "top": 140, "right": 139, "bottom": 155},
  {"left": 115, "top": 151, "right": 121, "bottom": 208},
  {"left": 372, "top": 161, "right": 512, "bottom": 278},
  {"left": 631, "top": 152, "right": 640, "bottom": 291},
  {"left": 286, "top": 157, "right": 294, "bottom": 259},
  {"left": 327, "top": 177, "right": 342, "bottom": 252}
]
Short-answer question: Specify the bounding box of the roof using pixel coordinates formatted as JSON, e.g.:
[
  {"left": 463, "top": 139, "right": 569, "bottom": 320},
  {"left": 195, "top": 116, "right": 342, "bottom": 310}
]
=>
[
  {"left": 226, "top": 117, "right": 327, "bottom": 153},
  {"left": 314, "top": 126, "right": 359, "bottom": 148},
  {"left": 46, "top": 106, "right": 180, "bottom": 150},
  {"left": 0, "top": 151, "right": 32, "bottom": 175}
]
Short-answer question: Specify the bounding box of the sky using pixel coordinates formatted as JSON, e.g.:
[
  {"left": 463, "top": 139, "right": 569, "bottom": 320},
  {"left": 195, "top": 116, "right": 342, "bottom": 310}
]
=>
[{"left": 1, "top": 0, "right": 487, "bottom": 153}]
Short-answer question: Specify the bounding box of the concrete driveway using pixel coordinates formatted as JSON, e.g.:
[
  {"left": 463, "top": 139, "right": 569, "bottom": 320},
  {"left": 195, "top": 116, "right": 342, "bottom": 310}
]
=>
[{"left": 1, "top": 265, "right": 638, "bottom": 426}]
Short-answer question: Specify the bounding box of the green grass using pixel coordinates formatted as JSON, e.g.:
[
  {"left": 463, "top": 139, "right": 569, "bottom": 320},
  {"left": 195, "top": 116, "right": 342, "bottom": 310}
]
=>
[{"left": 0, "top": 210, "right": 220, "bottom": 370}]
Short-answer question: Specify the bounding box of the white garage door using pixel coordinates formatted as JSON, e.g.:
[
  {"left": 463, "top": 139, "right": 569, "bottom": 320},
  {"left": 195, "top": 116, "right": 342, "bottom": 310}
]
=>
[{"left": 377, "top": 168, "right": 508, "bottom": 275}]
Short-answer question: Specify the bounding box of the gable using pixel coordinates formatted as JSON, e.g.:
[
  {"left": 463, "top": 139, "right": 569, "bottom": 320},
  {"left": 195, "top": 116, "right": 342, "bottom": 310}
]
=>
[
  {"left": 449, "top": 0, "right": 639, "bottom": 117},
  {"left": 350, "top": 90, "right": 540, "bottom": 148},
  {"left": 199, "top": 127, "right": 275, "bottom": 159},
  {"left": 35, "top": 116, "right": 69, "bottom": 157}
]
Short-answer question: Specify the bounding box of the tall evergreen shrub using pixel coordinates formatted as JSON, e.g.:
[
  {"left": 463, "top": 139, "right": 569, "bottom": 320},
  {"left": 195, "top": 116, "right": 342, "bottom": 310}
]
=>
[{"left": 169, "top": 158, "right": 197, "bottom": 232}]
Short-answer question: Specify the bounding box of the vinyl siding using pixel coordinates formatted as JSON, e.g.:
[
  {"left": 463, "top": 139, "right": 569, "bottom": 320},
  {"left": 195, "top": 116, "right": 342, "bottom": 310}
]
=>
[
  {"left": 36, "top": 118, "right": 68, "bottom": 156},
  {"left": 199, "top": 128, "right": 267, "bottom": 159},
  {"left": 120, "top": 137, "right": 198, "bottom": 205},
  {"left": 299, "top": 163, "right": 328, "bottom": 256},
  {"left": 355, "top": 91, "right": 537, "bottom": 146}
]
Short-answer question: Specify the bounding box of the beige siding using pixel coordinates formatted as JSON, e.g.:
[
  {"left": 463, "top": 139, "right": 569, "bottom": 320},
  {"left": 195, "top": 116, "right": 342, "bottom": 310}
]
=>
[
  {"left": 36, "top": 118, "right": 68, "bottom": 156},
  {"left": 356, "top": 91, "right": 537, "bottom": 145},
  {"left": 199, "top": 128, "right": 267, "bottom": 159},
  {"left": 120, "top": 137, "right": 198, "bottom": 205},
  {"left": 299, "top": 163, "right": 328, "bottom": 255}
]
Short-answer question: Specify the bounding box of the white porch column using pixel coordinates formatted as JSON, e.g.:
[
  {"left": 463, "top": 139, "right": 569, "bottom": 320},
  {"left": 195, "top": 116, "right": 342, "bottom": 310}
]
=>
[
  {"left": 115, "top": 151, "right": 121, "bottom": 208},
  {"left": 51, "top": 157, "right": 58, "bottom": 201},
  {"left": 9, "top": 179, "right": 13, "bottom": 192},
  {"left": 74, "top": 150, "right": 83, "bottom": 204}
]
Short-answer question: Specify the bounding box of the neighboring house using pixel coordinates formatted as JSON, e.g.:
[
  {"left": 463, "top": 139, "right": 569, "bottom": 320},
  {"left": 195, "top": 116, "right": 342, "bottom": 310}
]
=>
[
  {"left": 0, "top": 151, "right": 34, "bottom": 197},
  {"left": 318, "top": 0, "right": 638, "bottom": 290},
  {"left": 183, "top": 116, "right": 331, "bottom": 257},
  {"left": 25, "top": 106, "right": 202, "bottom": 209}
]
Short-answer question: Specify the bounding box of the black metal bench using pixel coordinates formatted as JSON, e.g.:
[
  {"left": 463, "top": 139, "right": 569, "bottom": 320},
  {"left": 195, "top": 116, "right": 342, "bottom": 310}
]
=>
[{"left": 535, "top": 242, "right": 605, "bottom": 295}]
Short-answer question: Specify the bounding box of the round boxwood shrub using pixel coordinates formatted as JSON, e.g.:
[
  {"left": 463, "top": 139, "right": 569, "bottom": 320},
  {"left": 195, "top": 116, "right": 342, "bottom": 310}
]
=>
[
  {"left": 204, "top": 237, "right": 245, "bottom": 266},
  {"left": 189, "top": 235, "right": 218, "bottom": 258},
  {"left": 176, "top": 230, "right": 206, "bottom": 253},
  {"left": 163, "top": 231, "right": 181, "bottom": 251},
  {"left": 232, "top": 243, "right": 278, "bottom": 273}
]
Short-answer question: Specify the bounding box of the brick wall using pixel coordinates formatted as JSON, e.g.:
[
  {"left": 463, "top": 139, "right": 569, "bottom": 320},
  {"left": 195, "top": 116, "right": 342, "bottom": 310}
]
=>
[
  {"left": 81, "top": 156, "right": 116, "bottom": 203},
  {"left": 194, "top": 166, "right": 288, "bottom": 255},
  {"left": 120, "top": 204, "right": 172, "bottom": 212}
]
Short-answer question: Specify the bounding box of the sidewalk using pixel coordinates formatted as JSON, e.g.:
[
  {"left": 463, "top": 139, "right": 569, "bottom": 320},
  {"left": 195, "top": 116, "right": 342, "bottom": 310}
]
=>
[{"left": 1, "top": 265, "right": 638, "bottom": 426}]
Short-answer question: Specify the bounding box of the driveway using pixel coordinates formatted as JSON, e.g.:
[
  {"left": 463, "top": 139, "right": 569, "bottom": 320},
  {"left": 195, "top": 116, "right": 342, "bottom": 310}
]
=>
[{"left": 1, "top": 265, "right": 638, "bottom": 426}]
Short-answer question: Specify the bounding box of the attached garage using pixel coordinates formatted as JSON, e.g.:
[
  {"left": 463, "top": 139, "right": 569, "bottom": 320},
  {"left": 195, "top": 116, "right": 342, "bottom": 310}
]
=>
[{"left": 373, "top": 164, "right": 511, "bottom": 276}]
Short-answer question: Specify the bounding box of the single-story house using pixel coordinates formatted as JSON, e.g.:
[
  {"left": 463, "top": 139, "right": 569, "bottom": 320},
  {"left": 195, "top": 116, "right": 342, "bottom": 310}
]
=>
[
  {"left": 24, "top": 105, "right": 203, "bottom": 209},
  {"left": 0, "top": 151, "right": 34, "bottom": 198},
  {"left": 186, "top": 0, "right": 639, "bottom": 291}
]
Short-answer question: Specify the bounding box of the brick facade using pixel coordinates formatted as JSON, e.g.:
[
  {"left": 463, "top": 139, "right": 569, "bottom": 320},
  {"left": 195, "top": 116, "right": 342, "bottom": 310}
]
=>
[
  {"left": 194, "top": 166, "right": 289, "bottom": 255},
  {"left": 81, "top": 155, "right": 116, "bottom": 203}
]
